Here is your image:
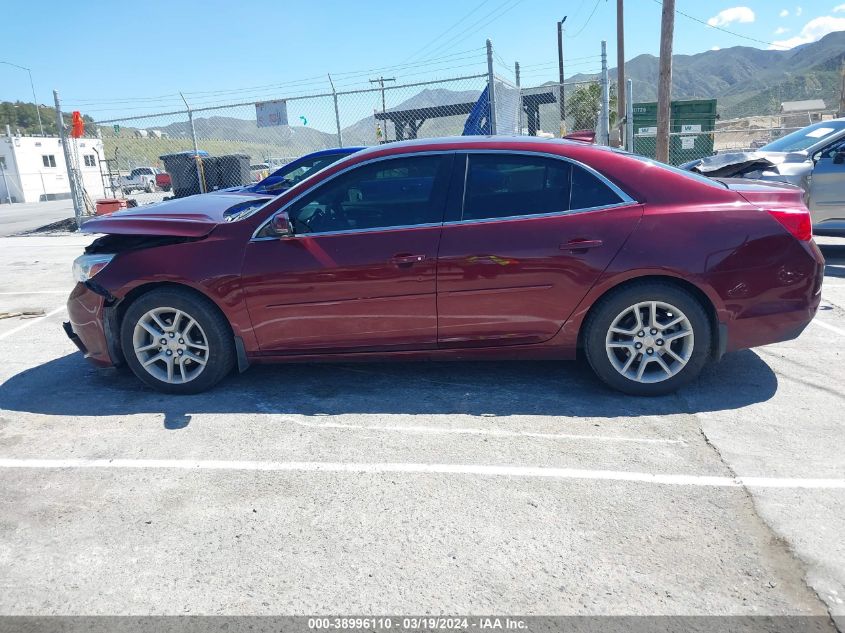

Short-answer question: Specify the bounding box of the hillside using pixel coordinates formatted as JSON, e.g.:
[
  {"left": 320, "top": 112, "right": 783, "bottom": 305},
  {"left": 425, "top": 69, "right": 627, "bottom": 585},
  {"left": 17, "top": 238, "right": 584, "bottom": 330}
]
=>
[{"left": 564, "top": 30, "right": 845, "bottom": 118}]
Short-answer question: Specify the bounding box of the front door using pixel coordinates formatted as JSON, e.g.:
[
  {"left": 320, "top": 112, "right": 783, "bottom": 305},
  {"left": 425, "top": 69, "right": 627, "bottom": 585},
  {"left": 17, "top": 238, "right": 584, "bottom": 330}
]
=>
[
  {"left": 241, "top": 153, "right": 453, "bottom": 353},
  {"left": 436, "top": 152, "right": 642, "bottom": 347}
]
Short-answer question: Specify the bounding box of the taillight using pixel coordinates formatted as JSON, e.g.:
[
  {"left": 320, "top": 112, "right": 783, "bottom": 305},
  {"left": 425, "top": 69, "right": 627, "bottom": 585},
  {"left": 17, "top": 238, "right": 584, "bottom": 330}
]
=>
[{"left": 767, "top": 209, "right": 812, "bottom": 241}]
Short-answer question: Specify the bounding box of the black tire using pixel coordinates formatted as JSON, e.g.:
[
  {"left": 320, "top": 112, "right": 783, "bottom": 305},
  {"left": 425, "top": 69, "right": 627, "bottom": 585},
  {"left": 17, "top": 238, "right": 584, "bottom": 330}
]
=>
[
  {"left": 583, "top": 281, "right": 712, "bottom": 396},
  {"left": 120, "top": 287, "right": 235, "bottom": 394}
]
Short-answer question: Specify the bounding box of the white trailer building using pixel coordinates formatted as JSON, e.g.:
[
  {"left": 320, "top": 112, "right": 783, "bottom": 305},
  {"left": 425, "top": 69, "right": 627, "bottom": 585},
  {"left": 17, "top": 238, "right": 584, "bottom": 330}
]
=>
[{"left": 0, "top": 130, "right": 105, "bottom": 204}]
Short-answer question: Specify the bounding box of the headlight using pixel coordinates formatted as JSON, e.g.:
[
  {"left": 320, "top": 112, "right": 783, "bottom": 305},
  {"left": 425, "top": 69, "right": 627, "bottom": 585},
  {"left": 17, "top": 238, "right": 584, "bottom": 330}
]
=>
[{"left": 72, "top": 253, "right": 115, "bottom": 283}]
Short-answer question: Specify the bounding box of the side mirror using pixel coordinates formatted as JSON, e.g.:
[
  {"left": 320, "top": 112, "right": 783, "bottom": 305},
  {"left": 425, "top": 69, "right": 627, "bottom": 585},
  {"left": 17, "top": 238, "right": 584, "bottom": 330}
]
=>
[{"left": 269, "top": 211, "right": 293, "bottom": 237}]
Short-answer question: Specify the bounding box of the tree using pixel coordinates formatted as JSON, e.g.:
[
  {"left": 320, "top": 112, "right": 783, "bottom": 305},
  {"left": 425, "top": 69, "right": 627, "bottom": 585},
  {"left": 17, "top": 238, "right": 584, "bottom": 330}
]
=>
[{"left": 566, "top": 83, "right": 618, "bottom": 131}]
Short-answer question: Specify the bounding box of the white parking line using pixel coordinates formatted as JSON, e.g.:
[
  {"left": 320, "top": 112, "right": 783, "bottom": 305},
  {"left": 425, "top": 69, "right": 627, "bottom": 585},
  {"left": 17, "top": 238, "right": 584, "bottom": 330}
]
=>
[
  {"left": 0, "top": 458, "right": 843, "bottom": 489},
  {"left": 282, "top": 418, "right": 685, "bottom": 445},
  {"left": 0, "top": 306, "right": 65, "bottom": 341},
  {"left": 811, "top": 319, "right": 845, "bottom": 337},
  {"left": 0, "top": 290, "right": 67, "bottom": 295}
]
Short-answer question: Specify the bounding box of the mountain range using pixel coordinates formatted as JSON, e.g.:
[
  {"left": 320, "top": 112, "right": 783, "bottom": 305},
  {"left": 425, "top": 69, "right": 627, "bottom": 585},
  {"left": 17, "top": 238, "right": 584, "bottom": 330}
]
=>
[{"left": 566, "top": 30, "right": 845, "bottom": 119}]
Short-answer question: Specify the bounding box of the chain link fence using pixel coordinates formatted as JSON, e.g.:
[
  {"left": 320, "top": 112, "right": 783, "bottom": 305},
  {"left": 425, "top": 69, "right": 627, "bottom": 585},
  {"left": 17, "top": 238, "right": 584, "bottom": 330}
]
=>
[
  {"left": 633, "top": 109, "right": 840, "bottom": 166},
  {"left": 87, "top": 74, "right": 508, "bottom": 206}
]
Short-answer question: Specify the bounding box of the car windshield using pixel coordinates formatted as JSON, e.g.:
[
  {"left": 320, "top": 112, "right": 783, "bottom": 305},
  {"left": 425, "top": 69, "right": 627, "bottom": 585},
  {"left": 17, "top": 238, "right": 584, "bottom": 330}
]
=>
[
  {"left": 760, "top": 120, "right": 845, "bottom": 153},
  {"left": 258, "top": 156, "right": 344, "bottom": 193}
]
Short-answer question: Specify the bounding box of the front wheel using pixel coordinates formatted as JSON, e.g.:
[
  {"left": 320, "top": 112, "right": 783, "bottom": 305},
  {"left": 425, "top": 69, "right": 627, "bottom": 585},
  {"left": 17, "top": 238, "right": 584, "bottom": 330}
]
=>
[
  {"left": 120, "top": 288, "right": 235, "bottom": 394},
  {"left": 583, "top": 282, "right": 712, "bottom": 396}
]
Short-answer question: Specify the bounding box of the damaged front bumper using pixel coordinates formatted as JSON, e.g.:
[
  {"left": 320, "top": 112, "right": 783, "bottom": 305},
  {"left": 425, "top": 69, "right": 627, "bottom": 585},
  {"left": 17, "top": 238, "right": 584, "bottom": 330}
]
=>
[{"left": 64, "top": 282, "right": 120, "bottom": 368}]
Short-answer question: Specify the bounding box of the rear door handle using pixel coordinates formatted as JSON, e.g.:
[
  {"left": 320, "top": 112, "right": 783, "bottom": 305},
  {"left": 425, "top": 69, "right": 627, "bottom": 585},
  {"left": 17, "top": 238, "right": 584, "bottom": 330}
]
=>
[
  {"left": 562, "top": 239, "right": 603, "bottom": 253},
  {"left": 390, "top": 254, "right": 426, "bottom": 267}
]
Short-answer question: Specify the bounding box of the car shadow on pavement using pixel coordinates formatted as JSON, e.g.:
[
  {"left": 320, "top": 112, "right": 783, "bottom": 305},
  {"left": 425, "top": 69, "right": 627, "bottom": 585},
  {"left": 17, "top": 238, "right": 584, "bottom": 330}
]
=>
[{"left": 0, "top": 349, "right": 777, "bottom": 421}]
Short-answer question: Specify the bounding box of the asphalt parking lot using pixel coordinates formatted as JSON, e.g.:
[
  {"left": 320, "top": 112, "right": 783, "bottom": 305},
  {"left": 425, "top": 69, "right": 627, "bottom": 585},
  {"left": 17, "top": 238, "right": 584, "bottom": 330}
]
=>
[{"left": 0, "top": 230, "right": 842, "bottom": 621}]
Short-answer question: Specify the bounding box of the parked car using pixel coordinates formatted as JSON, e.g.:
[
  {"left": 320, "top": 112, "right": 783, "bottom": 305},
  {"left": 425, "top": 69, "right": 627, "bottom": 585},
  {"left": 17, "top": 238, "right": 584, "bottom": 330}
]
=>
[
  {"left": 119, "top": 167, "right": 161, "bottom": 194},
  {"left": 155, "top": 171, "right": 172, "bottom": 192},
  {"left": 249, "top": 163, "right": 270, "bottom": 183},
  {"left": 681, "top": 118, "right": 845, "bottom": 236},
  {"left": 232, "top": 147, "right": 365, "bottom": 195},
  {"left": 65, "top": 136, "right": 823, "bottom": 396}
]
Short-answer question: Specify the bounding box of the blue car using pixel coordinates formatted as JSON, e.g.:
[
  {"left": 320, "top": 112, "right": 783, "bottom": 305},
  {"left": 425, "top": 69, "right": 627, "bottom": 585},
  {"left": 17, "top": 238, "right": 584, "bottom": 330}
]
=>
[{"left": 236, "top": 147, "right": 365, "bottom": 195}]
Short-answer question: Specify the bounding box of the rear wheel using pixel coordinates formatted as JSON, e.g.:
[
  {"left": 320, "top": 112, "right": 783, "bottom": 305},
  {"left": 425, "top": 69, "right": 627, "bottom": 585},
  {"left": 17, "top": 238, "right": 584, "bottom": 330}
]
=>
[
  {"left": 120, "top": 288, "right": 234, "bottom": 394},
  {"left": 583, "top": 282, "right": 712, "bottom": 396}
]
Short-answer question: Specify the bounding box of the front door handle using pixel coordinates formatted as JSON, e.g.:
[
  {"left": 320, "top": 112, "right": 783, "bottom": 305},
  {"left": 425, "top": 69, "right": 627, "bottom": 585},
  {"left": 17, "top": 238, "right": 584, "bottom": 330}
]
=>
[
  {"left": 562, "top": 239, "right": 603, "bottom": 253},
  {"left": 390, "top": 254, "right": 426, "bottom": 267}
]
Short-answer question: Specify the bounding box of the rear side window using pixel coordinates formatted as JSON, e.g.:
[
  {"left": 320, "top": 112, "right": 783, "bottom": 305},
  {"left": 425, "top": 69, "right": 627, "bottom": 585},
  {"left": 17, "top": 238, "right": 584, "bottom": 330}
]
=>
[
  {"left": 463, "top": 154, "right": 572, "bottom": 221},
  {"left": 570, "top": 165, "right": 623, "bottom": 209},
  {"left": 462, "top": 154, "right": 625, "bottom": 222}
]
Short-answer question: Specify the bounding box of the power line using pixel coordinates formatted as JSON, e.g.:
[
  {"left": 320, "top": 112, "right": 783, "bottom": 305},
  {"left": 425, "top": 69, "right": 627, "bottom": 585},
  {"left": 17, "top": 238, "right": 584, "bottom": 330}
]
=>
[
  {"left": 570, "top": 0, "right": 604, "bottom": 39},
  {"left": 423, "top": 0, "right": 525, "bottom": 60},
  {"left": 65, "top": 48, "right": 486, "bottom": 110},
  {"left": 650, "top": 0, "right": 790, "bottom": 50},
  {"left": 404, "top": 0, "right": 496, "bottom": 62}
]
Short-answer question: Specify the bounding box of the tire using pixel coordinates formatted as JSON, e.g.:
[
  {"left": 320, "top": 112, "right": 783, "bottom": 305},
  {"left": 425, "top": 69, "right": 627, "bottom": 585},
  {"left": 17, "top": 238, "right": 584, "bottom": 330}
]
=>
[
  {"left": 583, "top": 281, "right": 712, "bottom": 396},
  {"left": 120, "top": 287, "right": 235, "bottom": 394}
]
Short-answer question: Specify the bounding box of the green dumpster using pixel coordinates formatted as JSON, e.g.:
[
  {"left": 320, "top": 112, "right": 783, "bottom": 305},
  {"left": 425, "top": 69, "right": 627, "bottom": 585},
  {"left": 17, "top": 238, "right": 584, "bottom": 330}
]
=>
[{"left": 632, "top": 99, "right": 717, "bottom": 165}]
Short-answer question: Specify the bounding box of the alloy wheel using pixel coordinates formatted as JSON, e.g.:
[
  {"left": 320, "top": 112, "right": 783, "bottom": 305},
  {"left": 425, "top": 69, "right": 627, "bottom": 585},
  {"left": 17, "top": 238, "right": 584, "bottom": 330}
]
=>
[
  {"left": 132, "top": 306, "right": 210, "bottom": 384},
  {"left": 605, "top": 300, "right": 694, "bottom": 384}
]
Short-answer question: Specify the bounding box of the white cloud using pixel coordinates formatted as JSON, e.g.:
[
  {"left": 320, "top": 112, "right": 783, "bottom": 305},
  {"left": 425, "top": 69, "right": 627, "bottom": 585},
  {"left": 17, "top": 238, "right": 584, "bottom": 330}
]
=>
[
  {"left": 779, "top": 9, "right": 789, "bottom": 17},
  {"left": 834, "top": 4, "right": 845, "bottom": 12},
  {"left": 770, "top": 15, "right": 845, "bottom": 48},
  {"left": 796, "top": 6, "right": 803, "bottom": 16},
  {"left": 711, "top": 46, "right": 721, "bottom": 50},
  {"left": 707, "top": 6, "right": 756, "bottom": 27},
  {"left": 774, "top": 26, "right": 790, "bottom": 34}
]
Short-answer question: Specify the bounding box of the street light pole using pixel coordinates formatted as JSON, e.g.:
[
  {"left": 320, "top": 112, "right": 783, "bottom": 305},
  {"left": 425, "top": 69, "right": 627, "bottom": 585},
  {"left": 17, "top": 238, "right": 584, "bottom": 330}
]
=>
[{"left": 0, "top": 61, "right": 44, "bottom": 136}]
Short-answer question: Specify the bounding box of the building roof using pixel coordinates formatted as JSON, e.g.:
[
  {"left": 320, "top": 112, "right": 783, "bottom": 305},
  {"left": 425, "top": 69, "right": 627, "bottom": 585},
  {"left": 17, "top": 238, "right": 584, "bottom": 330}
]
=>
[{"left": 781, "top": 99, "right": 827, "bottom": 113}]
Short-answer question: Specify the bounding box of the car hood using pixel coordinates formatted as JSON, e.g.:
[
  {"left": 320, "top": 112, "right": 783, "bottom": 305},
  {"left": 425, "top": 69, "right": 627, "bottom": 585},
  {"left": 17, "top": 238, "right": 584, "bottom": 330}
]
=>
[{"left": 80, "top": 192, "right": 273, "bottom": 236}]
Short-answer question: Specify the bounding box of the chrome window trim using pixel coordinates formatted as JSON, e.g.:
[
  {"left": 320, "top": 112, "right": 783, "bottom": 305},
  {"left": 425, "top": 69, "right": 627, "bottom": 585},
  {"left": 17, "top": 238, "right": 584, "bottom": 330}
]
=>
[
  {"left": 251, "top": 221, "right": 444, "bottom": 241},
  {"left": 442, "top": 201, "right": 636, "bottom": 227},
  {"left": 250, "top": 147, "right": 638, "bottom": 241}
]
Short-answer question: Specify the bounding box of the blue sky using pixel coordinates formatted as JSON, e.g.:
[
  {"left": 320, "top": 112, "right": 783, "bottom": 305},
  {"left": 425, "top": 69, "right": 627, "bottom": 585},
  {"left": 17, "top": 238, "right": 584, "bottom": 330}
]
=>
[{"left": 1, "top": 0, "right": 843, "bottom": 119}]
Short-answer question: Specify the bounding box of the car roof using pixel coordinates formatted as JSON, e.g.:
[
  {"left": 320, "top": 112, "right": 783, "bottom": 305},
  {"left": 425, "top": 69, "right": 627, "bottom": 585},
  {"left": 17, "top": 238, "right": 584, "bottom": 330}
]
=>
[{"left": 331, "top": 136, "right": 738, "bottom": 206}]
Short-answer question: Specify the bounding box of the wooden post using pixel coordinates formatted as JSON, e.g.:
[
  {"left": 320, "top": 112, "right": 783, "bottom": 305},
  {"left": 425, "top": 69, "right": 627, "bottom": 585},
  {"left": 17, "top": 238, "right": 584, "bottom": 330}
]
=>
[
  {"left": 839, "top": 60, "right": 845, "bottom": 118},
  {"left": 616, "top": 0, "right": 625, "bottom": 133},
  {"left": 656, "top": 0, "right": 675, "bottom": 163}
]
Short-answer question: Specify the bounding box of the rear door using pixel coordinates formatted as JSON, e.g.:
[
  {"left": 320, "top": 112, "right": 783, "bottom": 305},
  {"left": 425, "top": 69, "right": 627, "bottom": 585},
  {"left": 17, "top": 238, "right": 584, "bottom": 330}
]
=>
[{"left": 436, "top": 152, "right": 642, "bottom": 347}]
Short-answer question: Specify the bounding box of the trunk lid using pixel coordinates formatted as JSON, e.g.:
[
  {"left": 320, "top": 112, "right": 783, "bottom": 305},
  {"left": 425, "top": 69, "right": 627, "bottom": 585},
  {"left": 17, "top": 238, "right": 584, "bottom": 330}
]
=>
[
  {"left": 80, "top": 192, "right": 272, "bottom": 237},
  {"left": 716, "top": 178, "right": 807, "bottom": 209}
]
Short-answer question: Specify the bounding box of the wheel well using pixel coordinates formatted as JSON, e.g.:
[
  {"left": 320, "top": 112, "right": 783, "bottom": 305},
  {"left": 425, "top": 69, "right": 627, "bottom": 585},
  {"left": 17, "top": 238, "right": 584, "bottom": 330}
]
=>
[
  {"left": 577, "top": 275, "right": 720, "bottom": 358},
  {"left": 110, "top": 282, "right": 233, "bottom": 360}
]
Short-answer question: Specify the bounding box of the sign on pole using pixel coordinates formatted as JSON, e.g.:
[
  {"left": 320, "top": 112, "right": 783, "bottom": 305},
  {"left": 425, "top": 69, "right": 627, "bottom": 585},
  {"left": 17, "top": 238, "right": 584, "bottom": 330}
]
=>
[{"left": 255, "top": 99, "right": 289, "bottom": 127}]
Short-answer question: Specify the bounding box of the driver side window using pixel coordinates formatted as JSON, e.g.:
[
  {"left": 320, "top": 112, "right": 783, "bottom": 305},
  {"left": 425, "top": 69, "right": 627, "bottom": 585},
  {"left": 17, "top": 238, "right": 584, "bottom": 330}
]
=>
[{"left": 286, "top": 155, "right": 447, "bottom": 235}]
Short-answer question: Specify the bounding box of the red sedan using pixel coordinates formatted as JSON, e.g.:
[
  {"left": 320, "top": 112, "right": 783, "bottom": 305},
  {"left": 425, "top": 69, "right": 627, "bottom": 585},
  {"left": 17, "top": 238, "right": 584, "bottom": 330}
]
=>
[{"left": 65, "top": 137, "right": 824, "bottom": 396}]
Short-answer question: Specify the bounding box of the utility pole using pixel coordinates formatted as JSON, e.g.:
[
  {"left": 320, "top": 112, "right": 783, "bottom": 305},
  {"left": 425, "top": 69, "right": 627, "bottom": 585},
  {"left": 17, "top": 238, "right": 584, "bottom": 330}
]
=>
[
  {"left": 369, "top": 76, "right": 395, "bottom": 141},
  {"left": 600, "top": 40, "right": 610, "bottom": 146},
  {"left": 839, "top": 59, "right": 845, "bottom": 117},
  {"left": 369, "top": 76, "right": 395, "bottom": 114},
  {"left": 557, "top": 16, "right": 568, "bottom": 137},
  {"left": 616, "top": 0, "right": 626, "bottom": 141},
  {"left": 656, "top": 0, "right": 675, "bottom": 163}
]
